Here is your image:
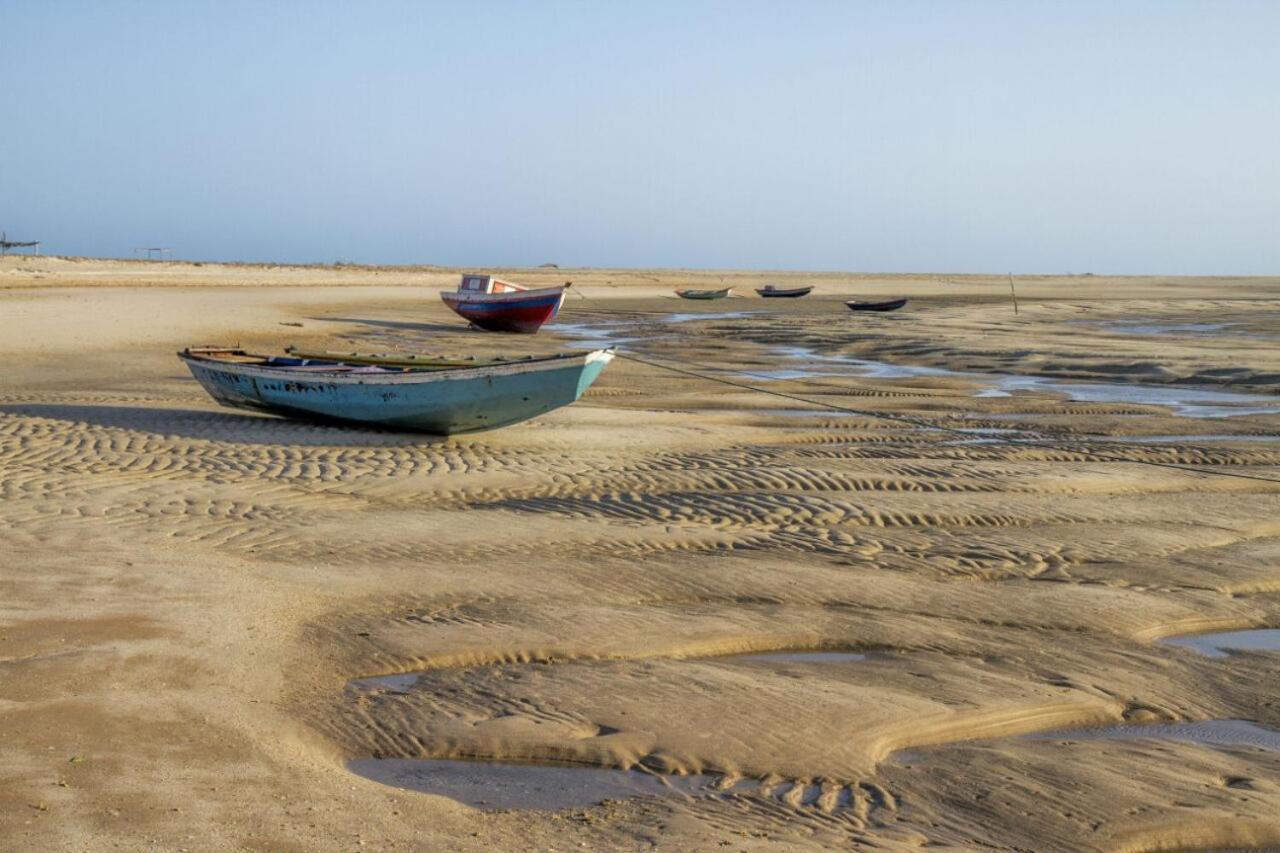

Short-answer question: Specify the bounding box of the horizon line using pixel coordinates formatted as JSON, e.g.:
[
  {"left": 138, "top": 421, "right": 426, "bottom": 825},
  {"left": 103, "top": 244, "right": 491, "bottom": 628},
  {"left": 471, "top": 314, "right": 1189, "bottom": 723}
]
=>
[{"left": 3, "top": 253, "right": 1276, "bottom": 280}]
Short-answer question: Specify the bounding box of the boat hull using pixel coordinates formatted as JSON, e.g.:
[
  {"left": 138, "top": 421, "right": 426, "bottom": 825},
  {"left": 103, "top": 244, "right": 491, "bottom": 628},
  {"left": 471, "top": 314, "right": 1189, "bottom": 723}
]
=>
[
  {"left": 180, "top": 350, "right": 612, "bottom": 435},
  {"left": 676, "top": 288, "right": 732, "bottom": 300},
  {"left": 846, "top": 298, "right": 908, "bottom": 312},
  {"left": 441, "top": 288, "right": 566, "bottom": 333},
  {"left": 756, "top": 286, "right": 812, "bottom": 298}
]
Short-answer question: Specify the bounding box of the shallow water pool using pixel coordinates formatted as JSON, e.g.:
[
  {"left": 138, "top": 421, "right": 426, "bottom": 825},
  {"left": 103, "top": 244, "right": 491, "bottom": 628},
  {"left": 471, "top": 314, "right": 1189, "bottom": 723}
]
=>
[
  {"left": 1025, "top": 719, "right": 1280, "bottom": 752},
  {"left": 1160, "top": 628, "right": 1280, "bottom": 658}
]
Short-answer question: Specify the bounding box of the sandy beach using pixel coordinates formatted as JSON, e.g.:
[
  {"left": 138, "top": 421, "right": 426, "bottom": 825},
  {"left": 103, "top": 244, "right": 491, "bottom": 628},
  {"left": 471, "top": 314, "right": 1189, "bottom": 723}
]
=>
[{"left": 3, "top": 255, "right": 1279, "bottom": 851}]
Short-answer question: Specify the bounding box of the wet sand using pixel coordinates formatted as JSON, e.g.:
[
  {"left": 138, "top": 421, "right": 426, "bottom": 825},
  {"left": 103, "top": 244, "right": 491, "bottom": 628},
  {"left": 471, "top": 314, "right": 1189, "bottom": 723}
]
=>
[{"left": 3, "top": 256, "right": 1280, "bottom": 851}]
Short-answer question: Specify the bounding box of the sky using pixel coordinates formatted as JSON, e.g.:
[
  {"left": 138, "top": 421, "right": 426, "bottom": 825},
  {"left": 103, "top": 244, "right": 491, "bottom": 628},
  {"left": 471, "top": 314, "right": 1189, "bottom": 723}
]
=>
[{"left": 1, "top": 1, "right": 1277, "bottom": 273}]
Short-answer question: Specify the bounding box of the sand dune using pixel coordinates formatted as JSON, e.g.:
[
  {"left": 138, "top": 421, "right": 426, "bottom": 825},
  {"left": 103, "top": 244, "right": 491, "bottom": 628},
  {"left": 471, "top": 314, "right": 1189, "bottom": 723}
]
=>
[{"left": 2, "top": 257, "right": 1279, "bottom": 850}]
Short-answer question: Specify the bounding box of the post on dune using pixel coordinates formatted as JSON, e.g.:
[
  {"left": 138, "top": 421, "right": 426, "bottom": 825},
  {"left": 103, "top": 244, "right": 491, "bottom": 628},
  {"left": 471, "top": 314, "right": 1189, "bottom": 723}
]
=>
[{"left": 0, "top": 232, "right": 42, "bottom": 256}]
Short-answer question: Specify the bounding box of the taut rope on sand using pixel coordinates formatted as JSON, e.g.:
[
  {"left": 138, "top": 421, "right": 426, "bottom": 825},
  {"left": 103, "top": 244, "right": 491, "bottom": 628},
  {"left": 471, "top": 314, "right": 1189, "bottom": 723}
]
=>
[{"left": 614, "top": 351, "right": 1280, "bottom": 486}]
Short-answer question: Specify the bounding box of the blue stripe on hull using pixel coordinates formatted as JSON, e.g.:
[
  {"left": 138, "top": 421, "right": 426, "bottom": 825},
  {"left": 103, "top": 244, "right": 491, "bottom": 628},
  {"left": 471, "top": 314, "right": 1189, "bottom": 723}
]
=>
[{"left": 186, "top": 358, "right": 609, "bottom": 435}]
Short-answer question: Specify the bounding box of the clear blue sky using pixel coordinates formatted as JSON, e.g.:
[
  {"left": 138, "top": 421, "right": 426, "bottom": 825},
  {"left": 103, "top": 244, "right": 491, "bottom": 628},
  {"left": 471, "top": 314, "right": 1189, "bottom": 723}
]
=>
[{"left": 2, "top": 1, "right": 1277, "bottom": 273}]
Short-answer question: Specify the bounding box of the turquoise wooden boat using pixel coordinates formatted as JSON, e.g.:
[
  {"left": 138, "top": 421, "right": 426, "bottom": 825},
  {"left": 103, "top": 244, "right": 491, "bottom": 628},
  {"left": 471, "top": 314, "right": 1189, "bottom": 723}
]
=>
[{"left": 178, "top": 346, "right": 614, "bottom": 435}]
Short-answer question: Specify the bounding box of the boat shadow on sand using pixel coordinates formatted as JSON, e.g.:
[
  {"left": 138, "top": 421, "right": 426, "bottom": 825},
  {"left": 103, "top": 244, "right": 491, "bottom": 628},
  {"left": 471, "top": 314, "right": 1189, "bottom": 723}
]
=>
[
  {"left": 0, "top": 404, "right": 449, "bottom": 447},
  {"left": 310, "top": 316, "right": 473, "bottom": 335}
]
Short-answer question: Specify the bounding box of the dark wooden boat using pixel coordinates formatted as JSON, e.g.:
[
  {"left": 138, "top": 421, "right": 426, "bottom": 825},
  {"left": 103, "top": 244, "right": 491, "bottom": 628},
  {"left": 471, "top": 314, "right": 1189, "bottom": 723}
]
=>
[
  {"left": 845, "top": 298, "right": 908, "bottom": 313},
  {"left": 675, "top": 287, "right": 732, "bottom": 300},
  {"left": 756, "top": 285, "right": 813, "bottom": 298}
]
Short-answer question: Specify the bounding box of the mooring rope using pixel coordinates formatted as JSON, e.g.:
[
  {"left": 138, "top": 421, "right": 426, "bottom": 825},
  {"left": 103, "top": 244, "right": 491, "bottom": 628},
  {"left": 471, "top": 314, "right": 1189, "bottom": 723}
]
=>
[{"left": 613, "top": 350, "right": 1280, "bottom": 485}]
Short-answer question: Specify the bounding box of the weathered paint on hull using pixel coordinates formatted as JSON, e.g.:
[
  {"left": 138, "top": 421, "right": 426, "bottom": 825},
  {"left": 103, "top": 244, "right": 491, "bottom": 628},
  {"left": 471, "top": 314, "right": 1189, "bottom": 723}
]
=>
[
  {"left": 182, "top": 351, "right": 612, "bottom": 435},
  {"left": 441, "top": 291, "right": 565, "bottom": 333}
]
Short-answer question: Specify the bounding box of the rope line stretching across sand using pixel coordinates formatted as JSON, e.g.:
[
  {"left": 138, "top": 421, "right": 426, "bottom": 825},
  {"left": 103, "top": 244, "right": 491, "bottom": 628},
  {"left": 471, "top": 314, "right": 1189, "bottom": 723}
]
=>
[{"left": 613, "top": 351, "right": 1280, "bottom": 485}]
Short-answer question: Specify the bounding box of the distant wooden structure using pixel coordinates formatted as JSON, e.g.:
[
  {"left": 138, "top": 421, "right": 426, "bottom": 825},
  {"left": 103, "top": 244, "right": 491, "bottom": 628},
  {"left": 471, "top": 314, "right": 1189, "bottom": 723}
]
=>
[
  {"left": 133, "top": 247, "right": 174, "bottom": 260},
  {"left": 0, "top": 232, "right": 40, "bottom": 255}
]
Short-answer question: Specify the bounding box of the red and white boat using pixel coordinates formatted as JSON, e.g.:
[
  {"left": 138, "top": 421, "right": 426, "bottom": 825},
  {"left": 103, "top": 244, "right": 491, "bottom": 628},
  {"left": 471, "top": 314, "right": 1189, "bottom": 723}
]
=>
[{"left": 440, "top": 274, "right": 568, "bottom": 334}]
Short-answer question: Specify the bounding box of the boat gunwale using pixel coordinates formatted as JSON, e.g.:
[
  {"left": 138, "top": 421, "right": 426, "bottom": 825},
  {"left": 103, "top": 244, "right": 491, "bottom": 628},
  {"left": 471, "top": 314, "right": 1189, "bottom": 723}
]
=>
[
  {"left": 178, "top": 348, "right": 614, "bottom": 386},
  {"left": 675, "top": 287, "right": 733, "bottom": 299},
  {"left": 756, "top": 285, "right": 813, "bottom": 297},
  {"left": 441, "top": 285, "right": 567, "bottom": 304}
]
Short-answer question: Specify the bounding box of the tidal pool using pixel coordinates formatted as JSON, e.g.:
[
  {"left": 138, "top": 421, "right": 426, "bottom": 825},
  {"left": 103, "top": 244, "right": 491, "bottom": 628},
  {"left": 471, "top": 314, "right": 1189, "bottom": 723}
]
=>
[
  {"left": 977, "top": 375, "right": 1280, "bottom": 419},
  {"left": 550, "top": 323, "right": 1280, "bottom": 420},
  {"left": 1160, "top": 629, "right": 1280, "bottom": 658},
  {"left": 893, "top": 719, "right": 1280, "bottom": 767},
  {"left": 1025, "top": 719, "right": 1280, "bottom": 752},
  {"left": 348, "top": 672, "right": 420, "bottom": 692},
  {"left": 1102, "top": 322, "right": 1232, "bottom": 336},
  {"left": 552, "top": 321, "right": 639, "bottom": 346},
  {"left": 747, "top": 346, "right": 1280, "bottom": 419},
  {"left": 664, "top": 311, "right": 756, "bottom": 324},
  {"left": 1113, "top": 434, "right": 1279, "bottom": 444}
]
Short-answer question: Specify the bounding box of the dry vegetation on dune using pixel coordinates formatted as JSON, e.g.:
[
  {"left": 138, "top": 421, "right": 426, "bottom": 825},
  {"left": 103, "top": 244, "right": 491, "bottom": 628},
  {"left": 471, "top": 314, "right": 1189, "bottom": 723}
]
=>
[{"left": 2, "top": 258, "right": 1279, "bottom": 851}]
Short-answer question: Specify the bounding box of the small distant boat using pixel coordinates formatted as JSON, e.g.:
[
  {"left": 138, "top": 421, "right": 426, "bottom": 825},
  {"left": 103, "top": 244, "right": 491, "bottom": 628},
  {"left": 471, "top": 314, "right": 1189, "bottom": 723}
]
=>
[
  {"left": 845, "top": 298, "right": 908, "bottom": 313},
  {"left": 179, "top": 346, "right": 614, "bottom": 435},
  {"left": 441, "top": 274, "right": 568, "bottom": 334},
  {"left": 756, "top": 284, "right": 813, "bottom": 298},
  {"left": 676, "top": 287, "right": 732, "bottom": 300}
]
